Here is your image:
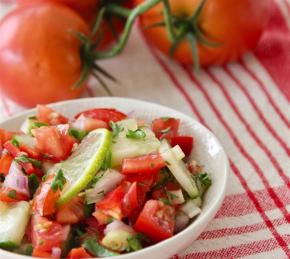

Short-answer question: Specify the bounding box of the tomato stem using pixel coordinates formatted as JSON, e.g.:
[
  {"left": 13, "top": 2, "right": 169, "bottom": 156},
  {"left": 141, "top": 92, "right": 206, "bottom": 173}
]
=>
[
  {"left": 162, "top": 0, "right": 176, "bottom": 42},
  {"left": 93, "top": 0, "right": 163, "bottom": 59}
]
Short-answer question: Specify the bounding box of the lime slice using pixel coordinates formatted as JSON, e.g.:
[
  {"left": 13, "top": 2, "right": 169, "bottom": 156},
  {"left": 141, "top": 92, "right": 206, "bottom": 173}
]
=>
[{"left": 56, "top": 128, "right": 112, "bottom": 206}]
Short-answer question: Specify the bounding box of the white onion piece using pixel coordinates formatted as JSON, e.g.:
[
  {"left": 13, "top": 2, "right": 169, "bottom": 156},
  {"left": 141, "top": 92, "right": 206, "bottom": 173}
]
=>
[
  {"left": 51, "top": 247, "right": 62, "bottom": 258},
  {"left": 85, "top": 169, "right": 124, "bottom": 204},
  {"left": 181, "top": 200, "right": 201, "bottom": 218},
  {"left": 104, "top": 220, "right": 135, "bottom": 235},
  {"left": 171, "top": 145, "right": 185, "bottom": 160},
  {"left": 174, "top": 211, "right": 190, "bottom": 233},
  {"left": 4, "top": 162, "right": 30, "bottom": 197},
  {"left": 168, "top": 189, "right": 185, "bottom": 205}
]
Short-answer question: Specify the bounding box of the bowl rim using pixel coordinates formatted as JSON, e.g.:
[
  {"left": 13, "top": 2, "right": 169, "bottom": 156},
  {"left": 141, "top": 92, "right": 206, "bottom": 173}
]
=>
[{"left": 0, "top": 97, "right": 229, "bottom": 259}]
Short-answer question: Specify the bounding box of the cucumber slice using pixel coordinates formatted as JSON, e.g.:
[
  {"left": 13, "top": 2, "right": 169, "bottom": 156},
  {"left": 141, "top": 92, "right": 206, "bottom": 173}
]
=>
[
  {"left": 112, "top": 127, "right": 160, "bottom": 167},
  {"left": 0, "top": 201, "right": 30, "bottom": 246},
  {"left": 56, "top": 128, "right": 112, "bottom": 206},
  {"left": 160, "top": 140, "right": 199, "bottom": 198}
]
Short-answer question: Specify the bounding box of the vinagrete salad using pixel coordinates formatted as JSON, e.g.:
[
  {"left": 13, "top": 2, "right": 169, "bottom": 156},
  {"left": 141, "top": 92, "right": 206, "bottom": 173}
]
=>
[{"left": 0, "top": 105, "right": 211, "bottom": 258}]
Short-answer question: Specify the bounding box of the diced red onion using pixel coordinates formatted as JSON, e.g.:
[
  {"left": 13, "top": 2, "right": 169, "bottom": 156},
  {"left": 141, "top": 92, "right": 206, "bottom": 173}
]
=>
[
  {"left": 3, "top": 162, "right": 30, "bottom": 196},
  {"left": 71, "top": 114, "right": 86, "bottom": 131},
  {"left": 51, "top": 247, "right": 62, "bottom": 258},
  {"left": 174, "top": 211, "right": 190, "bottom": 233},
  {"left": 85, "top": 169, "right": 124, "bottom": 204},
  {"left": 104, "top": 220, "right": 135, "bottom": 235}
]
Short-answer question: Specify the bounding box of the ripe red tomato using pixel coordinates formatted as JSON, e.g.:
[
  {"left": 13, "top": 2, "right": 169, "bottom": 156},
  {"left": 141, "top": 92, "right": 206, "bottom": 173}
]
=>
[
  {"left": 0, "top": 129, "right": 13, "bottom": 148},
  {"left": 0, "top": 186, "right": 29, "bottom": 203},
  {"left": 170, "top": 136, "right": 194, "bottom": 157},
  {"left": 56, "top": 196, "right": 85, "bottom": 224},
  {"left": 136, "top": 0, "right": 270, "bottom": 65},
  {"left": 67, "top": 247, "right": 92, "bottom": 259},
  {"left": 17, "top": 0, "right": 133, "bottom": 50},
  {"left": 33, "top": 125, "right": 76, "bottom": 162},
  {"left": 0, "top": 153, "right": 13, "bottom": 176},
  {"left": 33, "top": 174, "right": 60, "bottom": 216},
  {"left": 37, "top": 105, "right": 69, "bottom": 126},
  {"left": 134, "top": 200, "right": 175, "bottom": 242},
  {"left": 0, "top": 4, "right": 89, "bottom": 107},
  {"left": 121, "top": 154, "right": 165, "bottom": 175},
  {"left": 75, "top": 108, "right": 127, "bottom": 125},
  {"left": 151, "top": 117, "right": 180, "bottom": 140},
  {"left": 31, "top": 214, "right": 70, "bottom": 253}
]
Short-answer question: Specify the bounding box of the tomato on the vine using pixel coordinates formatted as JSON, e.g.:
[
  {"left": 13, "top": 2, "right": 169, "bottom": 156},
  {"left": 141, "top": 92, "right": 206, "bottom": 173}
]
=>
[
  {"left": 135, "top": 0, "right": 270, "bottom": 65},
  {"left": 0, "top": 3, "right": 89, "bottom": 107},
  {"left": 17, "top": 0, "right": 134, "bottom": 50}
]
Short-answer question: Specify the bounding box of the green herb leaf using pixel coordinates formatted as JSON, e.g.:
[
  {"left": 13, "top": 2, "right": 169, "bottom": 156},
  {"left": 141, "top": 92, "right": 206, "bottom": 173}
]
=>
[
  {"left": 7, "top": 190, "right": 16, "bottom": 199},
  {"left": 0, "top": 241, "right": 19, "bottom": 250},
  {"left": 32, "top": 121, "right": 49, "bottom": 128},
  {"left": 126, "top": 129, "right": 146, "bottom": 140},
  {"left": 166, "top": 190, "right": 178, "bottom": 200},
  {"left": 83, "top": 238, "right": 119, "bottom": 257},
  {"left": 159, "top": 197, "right": 172, "bottom": 206},
  {"left": 28, "top": 116, "right": 37, "bottom": 120},
  {"left": 15, "top": 155, "right": 42, "bottom": 169},
  {"left": 127, "top": 235, "right": 142, "bottom": 252},
  {"left": 100, "top": 150, "right": 112, "bottom": 171},
  {"left": 11, "top": 137, "right": 19, "bottom": 147},
  {"left": 51, "top": 169, "right": 66, "bottom": 192},
  {"left": 28, "top": 174, "right": 39, "bottom": 197},
  {"left": 109, "top": 121, "right": 124, "bottom": 138},
  {"left": 153, "top": 168, "right": 174, "bottom": 189},
  {"left": 69, "top": 128, "right": 88, "bottom": 141},
  {"left": 197, "top": 172, "right": 212, "bottom": 189}
]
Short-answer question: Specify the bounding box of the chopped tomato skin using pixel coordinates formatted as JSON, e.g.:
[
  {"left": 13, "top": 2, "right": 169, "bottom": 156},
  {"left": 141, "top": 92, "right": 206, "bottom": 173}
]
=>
[
  {"left": 33, "top": 174, "right": 60, "bottom": 216},
  {"left": 3, "top": 141, "right": 21, "bottom": 157},
  {"left": 171, "top": 136, "right": 194, "bottom": 157},
  {"left": 32, "top": 215, "right": 70, "bottom": 253},
  {"left": 152, "top": 118, "right": 180, "bottom": 140},
  {"left": 33, "top": 125, "right": 76, "bottom": 162},
  {"left": 67, "top": 247, "right": 92, "bottom": 259},
  {"left": 32, "top": 248, "right": 54, "bottom": 258},
  {"left": 0, "top": 153, "right": 13, "bottom": 176},
  {"left": 0, "top": 129, "right": 13, "bottom": 147},
  {"left": 96, "top": 182, "right": 131, "bottom": 220},
  {"left": 37, "top": 105, "right": 69, "bottom": 125},
  {"left": 134, "top": 200, "right": 175, "bottom": 242},
  {"left": 0, "top": 186, "right": 29, "bottom": 202},
  {"left": 121, "top": 154, "right": 165, "bottom": 175},
  {"left": 75, "top": 108, "right": 127, "bottom": 125},
  {"left": 56, "top": 196, "right": 85, "bottom": 224}
]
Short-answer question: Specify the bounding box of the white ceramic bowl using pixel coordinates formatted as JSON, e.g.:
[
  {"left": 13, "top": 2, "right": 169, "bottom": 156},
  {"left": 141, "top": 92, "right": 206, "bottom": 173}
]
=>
[{"left": 0, "top": 97, "right": 229, "bottom": 259}]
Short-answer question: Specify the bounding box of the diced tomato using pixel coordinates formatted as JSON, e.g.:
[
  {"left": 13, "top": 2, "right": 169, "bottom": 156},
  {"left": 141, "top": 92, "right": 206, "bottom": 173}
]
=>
[
  {"left": 3, "top": 141, "right": 21, "bottom": 157},
  {"left": 152, "top": 118, "right": 180, "bottom": 140},
  {"left": 122, "top": 182, "right": 139, "bottom": 217},
  {"left": 134, "top": 200, "right": 175, "bottom": 242},
  {"left": 33, "top": 125, "right": 76, "bottom": 162},
  {"left": 84, "top": 217, "right": 106, "bottom": 239},
  {"left": 75, "top": 108, "right": 127, "bottom": 125},
  {"left": 67, "top": 247, "right": 92, "bottom": 259},
  {"left": 0, "top": 129, "right": 13, "bottom": 147},
  {"left": 0, "top": 186, "right": 29, "bottom": 202},
  {"left": 121, "top": 154, "right": 165, "bottom": 175},
  {"left": 93, "top": 209, "right": 113, "bottom": 226},
  {"left": 125, "top": 173, "right": 157, "bottom": 192},
  {"left": 32, "top": 214, "right": 70, "bottom": 253},
  {"left": 56, "top": 197, "right": 85, "bottom": 224},
  {"left": 96, "top": 182, "right": 131, "bottom": 220},
  {"left": 170, "top": 136, "right": 194, "bottom": 157},
  {"left": 19, "top": 142, "right": 41, "bottom": 160},
  {"left": 0, "top": 153, "right": 13, "bottom": 176},
  {"left": 151, "top": 188, "right": 167, "bottom": 201},
  {"left": 33, "top": 174, "right": 60, "bottom": 216},
  {"left": 72, "top": 115, "right": 108, "bottom": 132},
  {"left": 32, "top": 248, "right": 54, "bottom": 258},
  {"left": 37, "top": 105, "right": 68, "bottom": 125}
]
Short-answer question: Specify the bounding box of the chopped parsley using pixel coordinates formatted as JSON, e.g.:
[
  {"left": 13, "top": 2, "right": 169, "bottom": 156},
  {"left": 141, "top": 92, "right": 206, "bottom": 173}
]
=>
[
  {"left": 7, "top": 190, "right": 16, "bottom": 199},
  {"left": 15, "top": 155, "right": 42, "bottom": 169},
  {"left": 159, "top": 197, "right": 172, "bottom": 206},
  {"left": 83, "top": 238, "right": 119, "bottom": 257},
  {"left": 68, "top": 128, "right": 87, "bottom": 141},
  {"left": 197, "top": 172, "right": 212, "bottom": 189},
  {"left": 28, "top": 174, "right": 39, "bottom": 197},
  {"left": 127, "top": 235, "right": 142, "bottom": 252},
  {"left": 100, "top": 150, "right": 112, "bottom": 171},
  {"left": 11, "top": 137, "right": 19, "bottom": 147},
  {"left": 51, "top": 169, "right": 66, "bottom": 192},
  {"left": 126, "top": 129, "right": 146, "bottom": 140},
  {"left": 109, "top": 121, "right": 124, "bottom": 138}
]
